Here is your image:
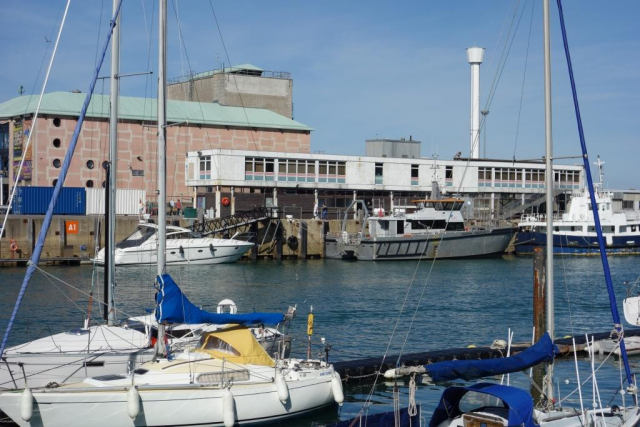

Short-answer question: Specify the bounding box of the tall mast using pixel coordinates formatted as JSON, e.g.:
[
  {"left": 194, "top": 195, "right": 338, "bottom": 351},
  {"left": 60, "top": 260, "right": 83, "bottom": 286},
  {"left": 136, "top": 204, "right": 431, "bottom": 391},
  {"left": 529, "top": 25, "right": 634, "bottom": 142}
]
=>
[
  {"left": 155, "top": 0, "right": 167, "bottom": 355},
  {"left": 106, "top": 0, "right": 120, "bottom": 326},
  {"left": 542, "top": 0, "right": 555, "bottom": 403}
]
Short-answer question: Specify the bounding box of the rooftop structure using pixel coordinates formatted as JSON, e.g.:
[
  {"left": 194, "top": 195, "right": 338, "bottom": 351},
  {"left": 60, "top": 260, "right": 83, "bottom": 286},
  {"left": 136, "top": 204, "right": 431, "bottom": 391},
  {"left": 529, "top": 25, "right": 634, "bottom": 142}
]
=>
[
  {"left": 365, "top": 137, "right": 421, "bottom": 159},
  {"left": 167, "top": 64, "right": 294, "bottom": 119}
]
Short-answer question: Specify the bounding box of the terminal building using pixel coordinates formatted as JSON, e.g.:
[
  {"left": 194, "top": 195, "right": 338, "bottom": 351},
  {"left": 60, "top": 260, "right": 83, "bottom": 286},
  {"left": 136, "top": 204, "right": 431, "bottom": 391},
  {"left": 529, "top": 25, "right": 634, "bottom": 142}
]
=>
[{"left": 185, "top": 144, "right": 584, "bottom": 220}]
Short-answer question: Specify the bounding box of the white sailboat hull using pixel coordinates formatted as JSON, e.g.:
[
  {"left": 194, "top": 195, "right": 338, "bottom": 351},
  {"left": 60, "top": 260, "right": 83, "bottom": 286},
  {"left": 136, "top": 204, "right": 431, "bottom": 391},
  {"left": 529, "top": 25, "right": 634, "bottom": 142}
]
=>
[{"left": 0, "top": 371, "right": 336, "bottom": 427}]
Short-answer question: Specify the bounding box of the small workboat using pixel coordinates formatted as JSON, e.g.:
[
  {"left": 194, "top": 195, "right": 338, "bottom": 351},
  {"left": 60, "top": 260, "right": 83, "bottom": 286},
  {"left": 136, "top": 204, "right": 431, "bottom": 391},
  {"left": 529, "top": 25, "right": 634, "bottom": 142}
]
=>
[{"left": 326, "top": 197, "right": 514, "bottom": 260}]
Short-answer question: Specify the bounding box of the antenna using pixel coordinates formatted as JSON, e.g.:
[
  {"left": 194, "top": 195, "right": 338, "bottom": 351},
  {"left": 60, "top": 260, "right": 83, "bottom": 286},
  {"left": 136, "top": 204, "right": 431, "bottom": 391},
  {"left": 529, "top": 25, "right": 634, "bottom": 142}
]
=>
[
  {"left": 593, "top": 155, "right": 605, "bottom": 190},
  {"left": 17, "top": 86, "right": 24, "bottom": 96}
]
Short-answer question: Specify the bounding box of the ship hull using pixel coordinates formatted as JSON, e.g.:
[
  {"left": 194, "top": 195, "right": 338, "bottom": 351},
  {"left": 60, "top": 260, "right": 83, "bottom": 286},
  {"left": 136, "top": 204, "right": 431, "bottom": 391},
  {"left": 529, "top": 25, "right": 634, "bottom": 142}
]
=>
[{"left": 326, "top": 228, "right": 514, "bottom": 261}]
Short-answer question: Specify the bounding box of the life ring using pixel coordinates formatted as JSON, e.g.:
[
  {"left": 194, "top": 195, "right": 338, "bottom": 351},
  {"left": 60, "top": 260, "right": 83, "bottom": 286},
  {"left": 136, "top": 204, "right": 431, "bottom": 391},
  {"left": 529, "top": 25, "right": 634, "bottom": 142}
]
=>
[
  {"left": 9, "top": 240, "right": 18, "bottom": 252},
  {"left": 221, "top": 197, "right": 230, "bottom": 207}
]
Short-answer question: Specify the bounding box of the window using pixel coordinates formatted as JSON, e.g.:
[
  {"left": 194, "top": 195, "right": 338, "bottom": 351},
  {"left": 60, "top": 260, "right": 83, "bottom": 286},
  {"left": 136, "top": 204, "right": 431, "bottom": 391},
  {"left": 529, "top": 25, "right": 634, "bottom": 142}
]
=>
[
  {"left": 86, "top": 180, "right": 94, "bottom": 188},
  {"left": 245, "top": 157, "right": 274, "bottom": 181},
  {"left": 478, "top": 167, "right": 492, "bottom": 187},
  {"left": 445, "top": 166, "right": 453, "bottom": 186},
  {"left": 199, "top": 156, "right": 211, "bottom": 180},
  {"left": 318, "top": 160, "right": 345, "bottom": 183},
  {"left": 53, "top": 118, "right": 61, "bottom": 127},
  {"left": 375, "top": 163, "right": 383, "bottom": 184},
  {"left": 623, "top": 201, "right": 634, "bottom": 210},
  {"left": 53, "top": 138, "right": 61, "bottom": 148},
  {"left": 53, "top": 159, "right": 61, "bottom": 168},
  {"left": 102, "top": 161, "right": 109, "bottom": 170},
  {"left": 202, "top": 336, "right": 240, "bottom": 356},
  {"left": 131, "top": 169, "right": 144, "bottom": 177},
  {"left": 52, "top": 179, "right": 58, "bottom": 186},
  {"left": 411, "top": 165, "right": 419, "bottom": 185},
  {"left": 86, "top": 160, "right": 94, "bottom": 169}
]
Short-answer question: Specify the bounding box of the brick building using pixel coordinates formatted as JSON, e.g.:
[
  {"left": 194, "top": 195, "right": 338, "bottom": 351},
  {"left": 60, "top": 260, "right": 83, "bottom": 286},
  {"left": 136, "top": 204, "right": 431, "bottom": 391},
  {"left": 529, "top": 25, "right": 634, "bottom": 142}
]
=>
[{"left": 0, "top": 91, "right": 311, "bottom": 204}]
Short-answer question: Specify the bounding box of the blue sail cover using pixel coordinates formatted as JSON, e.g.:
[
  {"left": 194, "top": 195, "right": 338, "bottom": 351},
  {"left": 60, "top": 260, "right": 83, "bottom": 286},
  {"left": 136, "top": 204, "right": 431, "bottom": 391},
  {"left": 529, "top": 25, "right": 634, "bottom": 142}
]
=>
[
  {"left": 155, "top": 274, "right": 284, "bottom": 325},
  {"left": 426, "top": 332, "right": 557, "bottom": 382},
  {"left": 429, "top": 383, "right": 536, "bottom": 427}
]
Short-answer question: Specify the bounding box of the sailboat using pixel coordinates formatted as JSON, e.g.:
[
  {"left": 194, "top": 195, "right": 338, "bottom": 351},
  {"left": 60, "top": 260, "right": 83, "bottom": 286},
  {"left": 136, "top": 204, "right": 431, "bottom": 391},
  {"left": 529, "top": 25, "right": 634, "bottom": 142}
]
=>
[
  {"left": 385, "top": 1, "right": 640, "bottom": 426},
  {"left": 0, "top": 0, "right": 283, "bottom": 392},
  {"left": 0, "top": 1, "right": 344, "bottom": 425}
]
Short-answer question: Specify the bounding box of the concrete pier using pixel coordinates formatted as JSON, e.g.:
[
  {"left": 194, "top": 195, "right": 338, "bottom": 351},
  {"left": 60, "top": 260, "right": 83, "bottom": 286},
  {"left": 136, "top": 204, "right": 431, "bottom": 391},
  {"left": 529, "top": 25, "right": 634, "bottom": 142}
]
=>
[{"left": 0, "top": 215, "right": 367, "bottom": 265}]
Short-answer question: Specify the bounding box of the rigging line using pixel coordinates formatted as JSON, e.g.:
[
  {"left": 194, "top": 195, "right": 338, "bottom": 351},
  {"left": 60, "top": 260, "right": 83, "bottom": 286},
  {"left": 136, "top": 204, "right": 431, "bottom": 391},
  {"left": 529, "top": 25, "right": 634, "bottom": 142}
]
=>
[
  {"left": 512, "top": 0, "right": 536, "bottom": 159},
  {"left": 0, "top": 0, "right": 71, "bottom": 247},
  {"left": 556, "top": 0, "right": 634, "bottom": 388},
  {"left": 207, "top": 1, "right": 261, "bottom": 152},
  {"left": 31, "top": 264, "right": 139, "bottom": 320},
  {"left": 168, "top": 1, "right": 223, "bottom": 182},
  {"left": 484, "top": 0, "right": 518, "bottom": 89},
  {"left": 483, "top": 0, "right": 523, "bottom": 116},
  {"left": 485, "top": 0, "right": 530, "bottom": 110},
  {"left": 36, "top": 268, "right": 105, "bottom": 326}
]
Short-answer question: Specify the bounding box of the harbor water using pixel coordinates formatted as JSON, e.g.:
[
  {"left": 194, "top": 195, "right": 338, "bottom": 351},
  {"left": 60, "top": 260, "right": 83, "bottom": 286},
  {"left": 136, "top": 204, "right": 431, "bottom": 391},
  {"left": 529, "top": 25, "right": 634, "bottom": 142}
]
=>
[{"left": 1, "top": 255, "right": 640, "bottom": 425}]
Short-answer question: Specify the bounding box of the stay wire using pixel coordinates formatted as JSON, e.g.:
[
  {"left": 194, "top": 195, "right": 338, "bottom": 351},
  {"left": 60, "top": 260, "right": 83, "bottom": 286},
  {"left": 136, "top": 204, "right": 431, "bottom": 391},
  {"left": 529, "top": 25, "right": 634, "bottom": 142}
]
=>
[{"left": 512, "top": 0, "right": 536, "bottom": 159}]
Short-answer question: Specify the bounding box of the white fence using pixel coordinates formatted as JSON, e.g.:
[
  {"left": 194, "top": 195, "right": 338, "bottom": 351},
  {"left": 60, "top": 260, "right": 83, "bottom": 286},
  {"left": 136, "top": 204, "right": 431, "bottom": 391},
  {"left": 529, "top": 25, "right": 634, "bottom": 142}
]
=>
[{"left": 86, "top": 189, "right": 146, "bottom": 216}]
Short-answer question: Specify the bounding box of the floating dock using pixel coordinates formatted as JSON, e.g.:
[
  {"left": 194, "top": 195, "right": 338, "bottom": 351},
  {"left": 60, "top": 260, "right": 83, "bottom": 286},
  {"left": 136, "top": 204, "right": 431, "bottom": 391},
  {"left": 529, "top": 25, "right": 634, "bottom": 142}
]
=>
[{"left": 333, "top": 328, "right": 640, "bottom": 384}]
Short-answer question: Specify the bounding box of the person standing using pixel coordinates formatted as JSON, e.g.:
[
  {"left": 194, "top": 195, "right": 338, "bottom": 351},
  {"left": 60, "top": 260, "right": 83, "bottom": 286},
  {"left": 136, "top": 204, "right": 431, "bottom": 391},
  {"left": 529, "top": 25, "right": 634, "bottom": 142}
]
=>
[
  {"left": 321, "top": 205, "right": 328, "bottom": 220},
  {"left": 169, "top": 198, "right": 175, "bottom": 216},
  {"left": 139, "top": 199, "right": 144, "bottom": 220},
  {"left": 176, "top": 199, "right": 181, "bottom": 215}
]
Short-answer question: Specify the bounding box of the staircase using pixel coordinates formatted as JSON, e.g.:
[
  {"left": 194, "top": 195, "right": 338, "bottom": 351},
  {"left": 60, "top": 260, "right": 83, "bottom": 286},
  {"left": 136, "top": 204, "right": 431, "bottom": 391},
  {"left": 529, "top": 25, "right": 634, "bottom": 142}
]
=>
[{"left": 190, "top": 207, "right": 275, "bottom": 236}]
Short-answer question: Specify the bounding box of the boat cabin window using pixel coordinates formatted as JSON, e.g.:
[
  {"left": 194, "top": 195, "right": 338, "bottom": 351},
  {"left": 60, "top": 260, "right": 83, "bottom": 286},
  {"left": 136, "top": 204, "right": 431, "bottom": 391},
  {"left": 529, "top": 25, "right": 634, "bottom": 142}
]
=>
[
  {"left": 167, "top": 231, "right": 200, "bottom": 240},
  {"left": 409, "top": 220, "right": 464, "bottom": 231},
  {"left": 632, "top": 226, "right": 637, "bottom": 232},
  {"left": 201, "top": 335, "right": 241, "bottom": 356},
  {"left": 458, "top": 391, "right": 507, "bottom": 413},
  {"left": 378, "top": 220, "right": 389, "bottom": 231},
  {"left": 116, "top": 227, "right": 156, "bottom": 249},
  {"left": 432, "top": 201, "right": 463, "bottom": 211},
  {"left": 397, "top": 220, "right": 404, "bottom": 234}
]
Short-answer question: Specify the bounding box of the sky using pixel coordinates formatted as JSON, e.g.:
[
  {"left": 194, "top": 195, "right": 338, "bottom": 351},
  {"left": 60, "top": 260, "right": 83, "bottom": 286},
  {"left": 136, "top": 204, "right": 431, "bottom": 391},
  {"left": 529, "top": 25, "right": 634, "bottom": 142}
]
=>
[{"left": 0, "top": 1, "right": 638, "bottom": 189}]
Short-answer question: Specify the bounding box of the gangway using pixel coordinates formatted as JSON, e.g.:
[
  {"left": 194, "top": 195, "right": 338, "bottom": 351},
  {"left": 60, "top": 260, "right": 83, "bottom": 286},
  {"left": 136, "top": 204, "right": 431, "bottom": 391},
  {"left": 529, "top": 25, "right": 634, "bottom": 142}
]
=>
[{"left": 190, "top": 207, "right": 275, "bottom": 237}]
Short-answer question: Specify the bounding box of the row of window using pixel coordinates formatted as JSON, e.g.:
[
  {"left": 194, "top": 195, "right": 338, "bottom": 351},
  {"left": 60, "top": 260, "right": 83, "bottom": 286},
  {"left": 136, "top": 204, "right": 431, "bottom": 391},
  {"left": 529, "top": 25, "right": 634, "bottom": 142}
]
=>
[
  {"left": 535, "top": 225, "right": 638, "bottom": 234},
  {"left": 478, "top": 167, "right": 580, "bottom": 189}
]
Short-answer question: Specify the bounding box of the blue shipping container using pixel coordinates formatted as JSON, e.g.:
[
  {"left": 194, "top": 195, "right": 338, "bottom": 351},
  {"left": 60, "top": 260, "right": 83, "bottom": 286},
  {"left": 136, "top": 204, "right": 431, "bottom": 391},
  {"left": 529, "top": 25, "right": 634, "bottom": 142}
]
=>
[{"left": 13, "top": 187, "right": 86, "bottom": 215}]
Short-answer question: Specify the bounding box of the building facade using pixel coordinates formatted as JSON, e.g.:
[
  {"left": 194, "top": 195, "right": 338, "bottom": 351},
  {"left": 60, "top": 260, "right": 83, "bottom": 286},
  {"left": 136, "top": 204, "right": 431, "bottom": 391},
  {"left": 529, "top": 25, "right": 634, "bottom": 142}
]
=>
[
  {"left": 185, "top": 149, "right": 584, "bottom": 219},
  {"left": 0, "top": 91, "right": 311, "bottom": 205}
]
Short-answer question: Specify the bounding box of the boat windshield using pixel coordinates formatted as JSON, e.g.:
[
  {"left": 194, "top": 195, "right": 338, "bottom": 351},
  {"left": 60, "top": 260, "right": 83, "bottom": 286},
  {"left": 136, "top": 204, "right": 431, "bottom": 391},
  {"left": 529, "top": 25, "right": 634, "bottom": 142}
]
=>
[
  {"left": 431, "top": 201, "right": 463, "bottom": 211},
  {"left": 116, "top": 226, "right": 156, "bottom": 249}
]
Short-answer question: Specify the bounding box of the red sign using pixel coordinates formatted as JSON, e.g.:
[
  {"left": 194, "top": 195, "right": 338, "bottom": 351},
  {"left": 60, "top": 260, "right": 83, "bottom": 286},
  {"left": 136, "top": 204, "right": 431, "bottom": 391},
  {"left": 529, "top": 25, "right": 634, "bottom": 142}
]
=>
[{"left": 66, "top": 221, "right": 79, "bottom": 234}]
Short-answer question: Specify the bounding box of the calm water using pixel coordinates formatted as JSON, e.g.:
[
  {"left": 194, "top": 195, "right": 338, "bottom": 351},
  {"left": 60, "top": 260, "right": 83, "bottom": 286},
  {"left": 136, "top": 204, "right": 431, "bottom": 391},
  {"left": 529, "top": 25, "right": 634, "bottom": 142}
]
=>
[{"left": 1, "top": 255, "right": 640, "bottom": 425}]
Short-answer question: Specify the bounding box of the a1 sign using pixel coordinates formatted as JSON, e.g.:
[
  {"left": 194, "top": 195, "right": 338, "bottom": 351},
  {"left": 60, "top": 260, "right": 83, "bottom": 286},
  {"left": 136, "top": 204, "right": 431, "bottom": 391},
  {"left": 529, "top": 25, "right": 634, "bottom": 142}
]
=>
[{"left": 66, "top": 220, "right": 79, "bottom": 234}]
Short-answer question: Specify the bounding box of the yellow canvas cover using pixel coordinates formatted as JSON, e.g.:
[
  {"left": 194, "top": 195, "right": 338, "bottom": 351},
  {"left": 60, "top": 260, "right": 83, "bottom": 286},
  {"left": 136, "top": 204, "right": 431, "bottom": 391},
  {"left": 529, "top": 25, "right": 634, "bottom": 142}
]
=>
[{"left": 196, "top": 325, "right": 275, "bottom": 367}]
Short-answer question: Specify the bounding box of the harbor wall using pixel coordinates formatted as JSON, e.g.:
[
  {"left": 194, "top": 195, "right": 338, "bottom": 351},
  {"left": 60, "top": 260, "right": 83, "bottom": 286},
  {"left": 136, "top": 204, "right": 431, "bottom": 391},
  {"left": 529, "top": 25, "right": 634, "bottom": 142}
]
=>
[{"left": 0, "top": 216, "right": 365, "bottom": 263}]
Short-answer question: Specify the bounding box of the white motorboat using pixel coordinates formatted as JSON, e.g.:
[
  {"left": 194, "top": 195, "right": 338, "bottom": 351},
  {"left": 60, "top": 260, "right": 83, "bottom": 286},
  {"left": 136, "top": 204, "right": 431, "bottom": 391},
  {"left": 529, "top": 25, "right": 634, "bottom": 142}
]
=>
[
  {"left": 0, "top": 325, "right": 343, "bottom": 427},
  {"left": 93, "top": 222, "right": 254, "bottom": 265}
]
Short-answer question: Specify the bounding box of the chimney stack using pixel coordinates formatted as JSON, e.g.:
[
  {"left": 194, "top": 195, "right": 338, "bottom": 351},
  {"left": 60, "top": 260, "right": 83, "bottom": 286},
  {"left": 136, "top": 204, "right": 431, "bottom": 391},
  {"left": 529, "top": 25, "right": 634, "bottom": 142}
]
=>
[{"left": 466, "top": 47, "right": 485, "bottom": 159}]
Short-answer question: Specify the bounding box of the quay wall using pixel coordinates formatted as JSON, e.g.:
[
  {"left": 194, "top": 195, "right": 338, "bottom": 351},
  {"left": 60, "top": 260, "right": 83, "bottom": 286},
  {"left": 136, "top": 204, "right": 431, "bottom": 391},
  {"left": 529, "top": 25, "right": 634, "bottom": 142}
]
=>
[{"left": 0, "top": 216, "right": 365, "bottom": 262}]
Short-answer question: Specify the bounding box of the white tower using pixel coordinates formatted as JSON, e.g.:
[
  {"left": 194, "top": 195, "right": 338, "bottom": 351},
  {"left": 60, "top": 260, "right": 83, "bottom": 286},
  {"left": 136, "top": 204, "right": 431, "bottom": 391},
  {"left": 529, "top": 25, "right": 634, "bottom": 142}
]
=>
[{"left": 466, "top": 47, "right": 485, "bottom": 159}]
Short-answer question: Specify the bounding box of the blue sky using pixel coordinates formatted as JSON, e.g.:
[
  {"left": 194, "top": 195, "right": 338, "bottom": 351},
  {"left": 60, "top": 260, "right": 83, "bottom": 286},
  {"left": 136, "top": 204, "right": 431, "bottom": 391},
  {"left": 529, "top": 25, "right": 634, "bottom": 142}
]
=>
[{"left": 1, "top": 1, "right": 638, "bottom": 189}]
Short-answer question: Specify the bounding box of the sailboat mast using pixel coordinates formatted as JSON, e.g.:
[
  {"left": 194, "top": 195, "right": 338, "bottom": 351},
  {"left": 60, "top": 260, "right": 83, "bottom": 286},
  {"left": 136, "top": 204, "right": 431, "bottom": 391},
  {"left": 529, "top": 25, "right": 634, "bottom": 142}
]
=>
[
  {"left": 157, "top": 0, "right": 167, "bottom": 276},
  {"left": 155, "top": 0, "right": 167, "bottom": 355},
  {"left": 106, "top": 0, "right": 120, "bottom": 327},
  {"left": 542, "top": 0, "right": 555, "bottom": 403}
]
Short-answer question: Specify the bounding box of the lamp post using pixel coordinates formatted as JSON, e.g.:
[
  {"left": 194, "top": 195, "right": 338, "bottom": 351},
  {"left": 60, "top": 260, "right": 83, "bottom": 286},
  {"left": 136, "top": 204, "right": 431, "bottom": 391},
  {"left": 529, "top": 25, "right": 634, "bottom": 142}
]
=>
[{"left": 481, "top": 110, "right": 489, "bottom": 158}]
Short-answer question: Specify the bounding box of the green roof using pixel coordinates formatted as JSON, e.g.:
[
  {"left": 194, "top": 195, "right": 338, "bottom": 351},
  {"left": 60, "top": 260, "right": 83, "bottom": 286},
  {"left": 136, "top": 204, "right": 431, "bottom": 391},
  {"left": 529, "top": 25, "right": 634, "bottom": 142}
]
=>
[{"left": 0, "top": 91, "right": 311, "bottom": 132}]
